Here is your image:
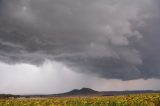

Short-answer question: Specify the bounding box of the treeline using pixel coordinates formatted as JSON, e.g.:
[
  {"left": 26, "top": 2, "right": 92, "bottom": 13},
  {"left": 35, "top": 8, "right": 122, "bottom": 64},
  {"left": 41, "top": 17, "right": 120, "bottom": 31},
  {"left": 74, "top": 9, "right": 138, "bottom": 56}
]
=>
[
  {"left": 102, "top": 90, "right": 160, "bottom": 96},
  {"left": 0, "top": 94, "right": 20, "bottom": 99}
]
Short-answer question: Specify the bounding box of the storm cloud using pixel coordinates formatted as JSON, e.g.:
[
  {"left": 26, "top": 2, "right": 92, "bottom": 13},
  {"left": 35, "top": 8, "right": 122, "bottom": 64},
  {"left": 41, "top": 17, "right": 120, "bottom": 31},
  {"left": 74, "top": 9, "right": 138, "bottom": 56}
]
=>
[{"left": 0, "top": 0, "right": 160, "bottom": 80}]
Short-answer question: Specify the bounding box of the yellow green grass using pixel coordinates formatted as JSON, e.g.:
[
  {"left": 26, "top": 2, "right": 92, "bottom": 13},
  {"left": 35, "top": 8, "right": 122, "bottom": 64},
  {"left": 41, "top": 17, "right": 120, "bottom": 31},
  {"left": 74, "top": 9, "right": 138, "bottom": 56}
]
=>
[{"left": 0, "top": 93, "right": 160, "bottom": 106}]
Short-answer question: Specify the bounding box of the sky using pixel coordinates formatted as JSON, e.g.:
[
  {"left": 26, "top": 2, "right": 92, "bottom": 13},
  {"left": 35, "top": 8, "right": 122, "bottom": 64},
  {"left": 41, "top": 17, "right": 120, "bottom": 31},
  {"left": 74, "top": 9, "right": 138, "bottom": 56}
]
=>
[{"left": 0, "top": 0, "right": 160, "bottom": 94}]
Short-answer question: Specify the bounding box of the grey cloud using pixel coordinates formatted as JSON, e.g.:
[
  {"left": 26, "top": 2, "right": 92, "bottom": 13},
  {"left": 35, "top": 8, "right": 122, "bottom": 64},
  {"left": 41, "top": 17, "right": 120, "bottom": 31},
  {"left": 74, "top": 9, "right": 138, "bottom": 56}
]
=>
[{"left": 0, "top": 0, "right": 160, "bottom": 80}]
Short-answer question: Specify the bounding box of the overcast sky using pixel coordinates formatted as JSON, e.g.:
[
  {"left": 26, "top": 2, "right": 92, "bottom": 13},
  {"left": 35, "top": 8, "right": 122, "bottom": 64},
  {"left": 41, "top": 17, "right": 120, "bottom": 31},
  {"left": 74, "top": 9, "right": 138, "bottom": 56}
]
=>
[{"left": 0, "top": 0, "right": 160, "bottom": 94}]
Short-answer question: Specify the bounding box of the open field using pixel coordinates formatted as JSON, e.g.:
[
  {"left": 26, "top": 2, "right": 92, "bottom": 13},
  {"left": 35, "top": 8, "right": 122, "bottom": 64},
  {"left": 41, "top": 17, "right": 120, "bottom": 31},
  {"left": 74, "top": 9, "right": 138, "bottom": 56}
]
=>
[{"left": 0, "top": 93, "right": 160, "bottom": 106}]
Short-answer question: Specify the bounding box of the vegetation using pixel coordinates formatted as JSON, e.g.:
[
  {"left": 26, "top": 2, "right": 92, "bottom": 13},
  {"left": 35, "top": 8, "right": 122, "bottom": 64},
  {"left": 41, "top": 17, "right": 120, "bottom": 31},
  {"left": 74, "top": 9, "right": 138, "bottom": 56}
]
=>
[{"left": 0, "top": 93, "right": 160, "bottom": 106}]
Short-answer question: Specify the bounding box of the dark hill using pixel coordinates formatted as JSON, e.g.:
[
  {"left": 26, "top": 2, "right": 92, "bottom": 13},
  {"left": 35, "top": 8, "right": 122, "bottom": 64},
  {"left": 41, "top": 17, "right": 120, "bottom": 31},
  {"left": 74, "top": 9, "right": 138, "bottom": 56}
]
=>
[
  {"left": 67, "top": 88, "right": 98, "bottom": 95},
  {"left": 51, "top": 88, "right": 100, "bottom": 97}
]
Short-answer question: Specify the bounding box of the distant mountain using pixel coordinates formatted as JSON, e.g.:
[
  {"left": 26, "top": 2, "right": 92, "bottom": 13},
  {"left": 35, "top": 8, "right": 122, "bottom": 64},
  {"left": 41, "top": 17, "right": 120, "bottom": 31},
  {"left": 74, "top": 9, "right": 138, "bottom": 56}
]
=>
[{"left": 65, "top": 88, "right": 98, "bottom": 95}]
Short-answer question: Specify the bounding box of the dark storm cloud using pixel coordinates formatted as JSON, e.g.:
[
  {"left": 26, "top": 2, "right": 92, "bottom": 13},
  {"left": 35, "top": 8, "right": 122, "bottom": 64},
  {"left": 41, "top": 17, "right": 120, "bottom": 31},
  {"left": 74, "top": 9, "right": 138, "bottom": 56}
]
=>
[{"left": 0, "top": 0, "right": 160, "bottom": 80}]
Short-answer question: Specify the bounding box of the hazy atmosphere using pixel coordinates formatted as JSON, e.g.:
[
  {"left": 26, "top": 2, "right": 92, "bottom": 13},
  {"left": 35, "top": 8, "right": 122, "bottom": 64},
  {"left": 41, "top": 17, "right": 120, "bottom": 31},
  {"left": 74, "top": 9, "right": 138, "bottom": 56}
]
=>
[{"left": 0, "top": 0, "right": 160, "bottom": 94}]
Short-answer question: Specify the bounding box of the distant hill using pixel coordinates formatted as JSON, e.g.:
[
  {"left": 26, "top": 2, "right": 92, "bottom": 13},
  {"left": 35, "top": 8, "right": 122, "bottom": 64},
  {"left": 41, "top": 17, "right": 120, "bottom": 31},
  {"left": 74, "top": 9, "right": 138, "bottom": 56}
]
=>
[
  {"left": 64, "top": 88, "right": 98, "bottom": 95},
  {"left": 50, "top": 88, "right": 99, "bottom": 97}
]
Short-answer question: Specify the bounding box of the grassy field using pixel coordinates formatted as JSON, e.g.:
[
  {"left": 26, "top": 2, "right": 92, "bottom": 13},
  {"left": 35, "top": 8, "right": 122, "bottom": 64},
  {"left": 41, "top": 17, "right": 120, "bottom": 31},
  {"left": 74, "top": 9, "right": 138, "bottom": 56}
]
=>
[{"left": 0, "top": 93, "right": 160, "bottom": 106}]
